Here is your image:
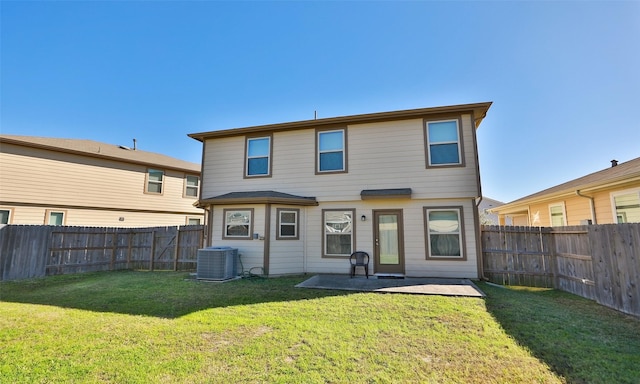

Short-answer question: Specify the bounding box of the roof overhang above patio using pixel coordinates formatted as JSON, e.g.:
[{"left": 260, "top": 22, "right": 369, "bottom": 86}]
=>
[{"left": 198, "top": 190, "right": 319, "bottom": 207}]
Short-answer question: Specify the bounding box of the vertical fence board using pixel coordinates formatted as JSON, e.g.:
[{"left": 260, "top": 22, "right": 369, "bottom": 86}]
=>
[
  {"left": 483, "top": 223, "right": 640, "bottom": 317},
  {"left": 0, "top": 225, "right": 204, "bottom": 281}
]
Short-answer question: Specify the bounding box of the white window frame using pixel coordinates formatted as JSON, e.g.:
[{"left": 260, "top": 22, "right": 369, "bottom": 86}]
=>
[
  {"left": 610, "top": 188, "right": 640, "bottom": 224},
  {"left": 184, "top": 175, "right": 200, "bottom": 198},
  {"left": 46, "top": 210, "right": 66, "bottom": 226},
  {"left": 186, "top": 216, "right": 202, "bottom": 225},
  {"left": 276, "top": 208, "right": 299, "bottom": 240},
  {"left": 146, "top": 169, "right": 164, "bottom": 194},
  {"left": 0, "top": 208, "right": 12, "bottom": 224},
  {"left": 245, "top": 136, "right": 272, "bottom": 177},
  {"left": 317, "top": 129, "right": 347, "bottom": 174},
  {"left": 548, "top": 203, "right": 567, "bottom": 227},
  {"left": 322, "top": 209, "right": 354, "bottom": 257},
  {"left": 424, "top": 118, "right": 463, "bottom": 167},
  {"left": 424, "top": 207, "right": 466, "bottom": 260},
  {"left": 223, "top": 208, "right": 254, "bottom": 239}
]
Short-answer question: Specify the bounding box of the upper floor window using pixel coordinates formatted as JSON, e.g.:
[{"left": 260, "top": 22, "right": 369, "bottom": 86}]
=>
[
  {"left": 223, "top": 209, "right": 253, "bottom": 239},
  {"left": 424, "top": 207, "right": 465, "bottom": 260},
  {"left": 146, "top": 169, "right": 164, "bottom": 194},
  {"left": 277, "top": 208, "right": 299, "bottom": 240},
  {"left": 611, "top": 188, "right": 640, "bottom": 223},
  {"left": 549, "top": 203, "right": 566, "bottom": 226},
  {"left": 425, "top": 118, "right": 463, "bottom": 167},
  {"left": 246, "top": 136, "right": 271, "bottom": 177},
  {"left": 317, "top": 129, "right": 347, "bottom": 173},
  {"left": 184, "top": 175, "right": 200, "bottom": 197},
  {"left": 323, "top": 209, "right": 354, "bottom": 257}
]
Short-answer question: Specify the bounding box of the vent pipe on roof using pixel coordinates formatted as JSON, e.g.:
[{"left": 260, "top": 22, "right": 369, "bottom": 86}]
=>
[
  {"left": 133, "top": 138, "right": 137, "bottom": 150},
  {"left": 611, "top": 159, "right": 618, "bottom": 167}
]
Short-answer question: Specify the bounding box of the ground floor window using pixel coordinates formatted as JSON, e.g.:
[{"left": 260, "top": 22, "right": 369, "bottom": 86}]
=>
[
  {"left": 323, "top": 209, "right": 354, "bottom": 257},
  {"left": 223, "top": 209, "right": 253, "bottom": 239},
  {"left": 46, "top": 210, "right": 65, "bottom": 226},
  {"left": 277, "top": 208, "right": 299, "bottom": 240},
  {"left": 549, "top": 203, "right": 566, "bottom": 227},
  {"left": 612, "top": 189, "right": 640, "bottom": 223},
  {"left": 424, "top": 206, "right": 465, "bottom": 260},
  {"left": 186, "top": 216, "right": 202, "bottom": 225},
  {"left": 0, "top": 209, "right": 11, "bottom": 224}
]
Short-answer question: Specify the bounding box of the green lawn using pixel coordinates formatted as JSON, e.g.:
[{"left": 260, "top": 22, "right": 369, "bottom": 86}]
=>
[{"left": 1, "top": 271, "right": 638, "bottom": 383}]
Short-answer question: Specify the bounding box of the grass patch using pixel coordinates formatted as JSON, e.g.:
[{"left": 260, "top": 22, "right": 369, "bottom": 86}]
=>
[{"left": 0, "top": 271, "right": 638, "bottom": 383}]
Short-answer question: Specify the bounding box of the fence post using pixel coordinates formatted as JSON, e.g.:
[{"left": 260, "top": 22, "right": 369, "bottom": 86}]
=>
[
  {"left": 545, "top": 227, "right": 560, "bottom": 289},
  {"left": 173, "top": 227, "right": 181, "bottom": 271},
  {"left": 149, "top": 230, "right": 156, "bottom": 271}
]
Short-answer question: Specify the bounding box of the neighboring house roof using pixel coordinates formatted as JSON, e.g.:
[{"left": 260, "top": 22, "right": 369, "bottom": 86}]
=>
[
  {"left": 0, "top": 134, "right": 200, "bottom": 173},
  {"left": 188, "top": 102, "right": 492, "bottom": 141},
  {"left": 492, "top": 157, "right": 640, "bottom": 214},
  {"left": 200, "top": 191, "right": 318, "bottom": 206}
]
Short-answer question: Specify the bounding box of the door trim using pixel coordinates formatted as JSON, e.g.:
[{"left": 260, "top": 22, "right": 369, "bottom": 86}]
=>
[{"left": 373, "top": 209, "right": 405, "bottom": 275}]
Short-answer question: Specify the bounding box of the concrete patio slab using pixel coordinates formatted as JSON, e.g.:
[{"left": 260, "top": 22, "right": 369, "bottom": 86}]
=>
[{"left": 295, "top": 274, "right": 485, "bottom": 297}]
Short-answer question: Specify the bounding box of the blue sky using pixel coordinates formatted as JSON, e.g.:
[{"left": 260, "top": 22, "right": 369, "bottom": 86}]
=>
[{"left": 2, "top": 1, "right": 638, "bottom": 203}]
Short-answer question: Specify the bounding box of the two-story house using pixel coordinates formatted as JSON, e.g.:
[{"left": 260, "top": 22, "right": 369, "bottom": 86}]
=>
[
  {"left": 189, "top": 102, "right": 492, "bottom": 278},
  {"left": 0, "top": 135, "right": 204, "bottom": 227}
]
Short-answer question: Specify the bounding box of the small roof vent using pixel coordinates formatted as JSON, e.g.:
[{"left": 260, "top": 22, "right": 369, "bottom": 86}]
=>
[{"left": 611, "top": 159, "right": 618, "bottom": 167}]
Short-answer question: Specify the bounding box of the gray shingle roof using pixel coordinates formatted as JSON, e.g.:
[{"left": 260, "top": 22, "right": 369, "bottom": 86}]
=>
[
  {"left": 0, "top": 134, "right": 200, "bottom": 172},
  {"left": 201, "top": 191, "right": 318, "bottom": 206},
  {"left": 500, "top": 156, "right": 640, "bottom": 207}
]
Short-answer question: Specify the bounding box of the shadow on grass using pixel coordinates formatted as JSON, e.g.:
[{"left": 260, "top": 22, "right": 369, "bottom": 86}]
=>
[
  {"left": 479, "top": 282, "right": 640, "bottom": 384},
  {"left": 0, "top": 270, "right": 350, "bottom": 318}
]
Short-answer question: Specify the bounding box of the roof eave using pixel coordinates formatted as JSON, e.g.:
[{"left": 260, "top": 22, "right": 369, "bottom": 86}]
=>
[
  {"left": 0, "top": 136, "right": 200, "bottom": 173},
  {"left": 188, "top": 102, "right": 492, "bottom": 142},
  {"left": 492, "top": 174, "right": 640, "bottom": 214}
]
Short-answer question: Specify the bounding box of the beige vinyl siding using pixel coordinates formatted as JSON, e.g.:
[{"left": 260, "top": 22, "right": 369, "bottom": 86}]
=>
[
  {"left": 201, "top": 114, "right": 479, "bottom": 201},
  {"left": 0, "top": 143, "right": 203, "bottom": 227},
  {"left": 594, "top": 190, "right": 616, "bottom": 223},
  {"left": 268, "top": 206, "right": 305, "bottom": 275},
  {"left": 210, "top": 205, "right": 266, "bottom": 275},
  {"left": 5, "top": 206, "right": 194, "bottom": 227},
  {"left": 1, "top": 143, "right": 201, "bottom": 214},
  {"left": 206, "top": 198, "right": 479, "bottom": 278}
]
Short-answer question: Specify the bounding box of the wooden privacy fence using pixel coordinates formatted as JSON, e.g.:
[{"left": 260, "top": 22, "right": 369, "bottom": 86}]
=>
[
  {"left": 482, "top": 224, "right": 640, "bottom": 317},
  {"left": 0, "top": 225, "right": 204, "bottom": 281}
]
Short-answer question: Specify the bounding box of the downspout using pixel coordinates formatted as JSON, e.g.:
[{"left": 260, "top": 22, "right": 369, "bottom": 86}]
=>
[
  {"left": 475, "top": 196, "right": 487, "bottom": 280},
  {"left": 471, "top": 108, "right": 486, "bottom": 281},
  {"left": 576, "top": 190, "right": 597, "bottom": 224}
]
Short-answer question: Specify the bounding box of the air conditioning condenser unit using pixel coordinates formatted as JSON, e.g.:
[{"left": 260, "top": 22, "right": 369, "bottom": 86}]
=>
[{"left": 197, "top": 247, "right": 238, "bottom": 281}]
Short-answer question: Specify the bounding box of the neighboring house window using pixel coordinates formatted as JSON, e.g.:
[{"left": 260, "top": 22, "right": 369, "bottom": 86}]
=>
[
  {"left": 277, "top": 208, "right": 299, "bottom": 240},
  {"left": 0, "top": 209, "right": 11, "bottom": 224},
  {"left": 223, "top": 209, "right": 253, "bottom": 239},
  {"left": 184, "top": 175, "right": 200, "bottom": 197},
  {"left": 246, "top": 136, "right": 271, "bottom": 177},
  {"left": 187, "top": 217, "right": 202, "bottom": 225},
  {"left": 323, "top": 209, "right": 354, "bottom": 256},
  {"left": 611, "top": 189, "right": 640, "bottom": 223},
  {"left": 424, "top": 207, "right": 465, "bottom": 260},
  {"left": 424, "top": 118, "right": 463, "bottom": 167},
  {"left": 146, "top": 169, "right": 164, "bottom": 194},
  {"left": 317, "top": 129, "right": 347, "bottom": 173},
  {"left": 549, "top": 203, "right": 566, "bottom": 227},
  {"left": 46, "top": 210, "right": 65, "bottom": 226}
]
